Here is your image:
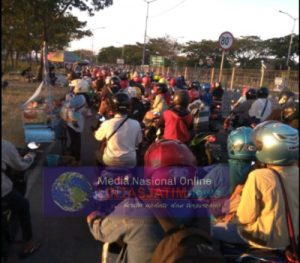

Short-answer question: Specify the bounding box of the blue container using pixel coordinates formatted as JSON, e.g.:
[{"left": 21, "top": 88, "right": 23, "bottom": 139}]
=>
[{"left": 46, "top": 154, "right": 60, "bottom": 166}]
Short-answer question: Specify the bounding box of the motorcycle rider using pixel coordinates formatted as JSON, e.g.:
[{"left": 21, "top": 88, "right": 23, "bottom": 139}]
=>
[
  {"left": 94, "top": 92, "right": 142, "bottom": 168},
  {"left": 212, "top": 81, "right": 224, "bottom": 100},
  {"left": 87, "top": 139, "right": 211, "bottom": 263},
  {"left": 98, "top": 75, "right": 122, "bottom": 118},
  {"left": 65, "top": 94, "right": 87, "bottom": 164},
  {"left": 2, "top": 139, "right": 40, "bottom": 258},
  {"left": 143, "top": 83, "right": 168, "bottom": 127},
  {"left": 192, "top": 126, "right": 256, "bottom": 218},
  {"left": 213, "top": 121, "right": 299, "bottom": 250},
  {"left": 266, "top": 90, "right": 299, "bottom": 129},
  {"left": 248, "top": 87, "right": 272, "bottom": 126},
  {"left": 159, "top": 90, "right": 193, "bottom": 144},
  {"left": 224, "top": 88, "right": 257, "bottom": 130}
]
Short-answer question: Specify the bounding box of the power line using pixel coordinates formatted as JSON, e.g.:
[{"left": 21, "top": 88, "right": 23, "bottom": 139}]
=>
[{"left": 149, "top": 0, "right": 188, "bottom": 18}]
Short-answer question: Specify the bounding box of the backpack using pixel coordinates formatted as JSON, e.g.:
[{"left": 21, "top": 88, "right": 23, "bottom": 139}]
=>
[{"left": 151, "top": 215, "right": 225, "bottom": 263}]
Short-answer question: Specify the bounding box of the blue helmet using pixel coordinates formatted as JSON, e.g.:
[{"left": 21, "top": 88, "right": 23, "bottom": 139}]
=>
[
  {"left": 227, "top": 126, "right": 256, "bottom": 160},
  {"left": 253, "top": 121, "right": 299, "bottom": 165}
]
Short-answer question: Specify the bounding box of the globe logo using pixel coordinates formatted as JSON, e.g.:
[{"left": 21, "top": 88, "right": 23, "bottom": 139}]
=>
[{"left": 51, "top": 172, "right": 93, "bottom": 212}]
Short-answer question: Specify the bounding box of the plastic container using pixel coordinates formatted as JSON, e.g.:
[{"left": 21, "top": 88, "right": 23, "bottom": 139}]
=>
[{"left": 46, "top": 154, "right": 60, "bottom": 166}]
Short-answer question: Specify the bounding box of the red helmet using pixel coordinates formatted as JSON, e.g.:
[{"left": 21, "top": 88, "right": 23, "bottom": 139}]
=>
[
  {"left": 144, "top": 139, "right": 197, "bottom": 196},
  {"left": 169, "top": 78, "right": 177, "bottom": 87},
  {"left": 142, "top": 76, "right": 150, "bottom": 86},
  {"left": 133, "top": 76, "right": 141, "bottom": 83},
  {"left": 96, "top": 72, "right": 103, "bottom": 78},
  {"left": 188, "top": 89, "right": 200, "bottom": 103}
]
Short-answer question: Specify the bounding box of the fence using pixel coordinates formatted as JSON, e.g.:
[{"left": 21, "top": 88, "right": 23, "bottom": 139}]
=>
[{"left": 144, "top": 66, "right": 299, "bottom": 95}]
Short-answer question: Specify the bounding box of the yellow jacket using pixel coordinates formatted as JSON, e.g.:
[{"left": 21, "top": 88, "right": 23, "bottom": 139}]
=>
[{"left": 236, "top": 165, "right": 299, "bottom": 249}]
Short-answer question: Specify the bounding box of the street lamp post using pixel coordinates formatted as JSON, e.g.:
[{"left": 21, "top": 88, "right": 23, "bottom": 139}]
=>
[
  {"left": 142, "top": 0, "right": 158, "bottom": 68},
  {"left": 278, "top": 10, "right": 298, "bottom": 68},
  {"left": 91, "top": 26, "right": 106, "bottom": 64}
]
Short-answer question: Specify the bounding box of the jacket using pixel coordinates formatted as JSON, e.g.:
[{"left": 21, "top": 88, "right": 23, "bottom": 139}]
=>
[
  {"left": 162, "top": 108, "right": 193, "bottom": 143},
  {"left": 236, "top": 165, "right": 299, "bottom": 249},
  {"left": 88, "top": 197, "right": 211, "bottom": 263},
  {"left": 2, "top": 139, "right": 34, "bottom": 197}
]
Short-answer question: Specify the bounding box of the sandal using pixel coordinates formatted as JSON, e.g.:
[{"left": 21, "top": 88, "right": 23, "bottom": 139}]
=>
[{"left": 19, "top": 243, "right": 41, "bottom": 259}]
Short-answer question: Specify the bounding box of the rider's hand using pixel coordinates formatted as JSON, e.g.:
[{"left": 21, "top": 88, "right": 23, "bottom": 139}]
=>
[
  {"left": 87, "top": 210, "right": 104, "bottom": 225},
  {"left": 24, "top": 152, "right": 36, "bottom": 160}
]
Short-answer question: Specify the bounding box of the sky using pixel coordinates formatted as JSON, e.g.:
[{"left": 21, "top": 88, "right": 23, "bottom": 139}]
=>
[{"left": 68, "top": 0, "right": 299, "bottom": 53}]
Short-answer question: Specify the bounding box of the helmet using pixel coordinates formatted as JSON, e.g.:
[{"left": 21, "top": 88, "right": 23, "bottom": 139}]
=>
[
  {"left": 96, "top": 72, "right": 103, "bottom": 79},
  {"left": 253, "top": 121, "right": 299, "bottom": 165},
  {"left": 227, "top": 127, "right": 256, "bottom": 160},
  {"left": 188, "top": 89, "right": 200, "bottom": 103},
  {"left": 126, "top": 86, "right": 141, "bottom": 99},
  {"left": 108, "top": 76, "right": 121, "bottom": 87},
  {"left": 158, "top": 77, "right": 167, "bottom": 84},
  {"left": 153, "top": 75, "right": 160, "bottom": 82},
  {"left": 119, "top": 72, "right": 129, "bottom": 81},
  {"left": 70, "top": 79, "right": 89, "bottom": 93},
  {"left": 142, "top": 76, "right": 150, "bottom": 86},
  {"left": 257, "top": 87, "right": 269, "bottom": 98},
  {"left": 110, "top": 92, "right": 131, "bottom": 113},
  {"left": 67, "top": 72, "right": 77, "bottom": 81},
  {"left": 215, "top": 81, "right": 222, "bottom": 88},
  {"left": 153, "top": 83, "right": 167, "bottom": 94},
  {"left": 278, "top": 90, "right": 295, "bottom": 106},
  {"left": 70, "top": 95, "right": 86, "bottom": 109},
  {"left": 133, "top": 76, "right": 141, "bottom": 83},
  {"left": 245, "top": 88, "right": 257, "bottom": 100},
  {"left": 188, "top": 80, "right": 200, "bottom": 90},
  {"left": 172, "top": 90, "right": 189, "bottom": 107},
  {"left": 169, "top": 78, "right": 177, "bottom": 87},
  {"left": 282, "top": 103, "right": 298, "bottom": 123},
  {"left": 144, "top": 139, "right": 197, "bottom": 195},
  {"left": 203, "top": 83, "right": 211, "bottom": 92}
]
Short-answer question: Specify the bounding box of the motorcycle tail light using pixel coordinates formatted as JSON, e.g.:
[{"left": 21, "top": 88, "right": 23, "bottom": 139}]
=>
[{"left": 207, "top": 135, "right": 216, "bottom": 143}]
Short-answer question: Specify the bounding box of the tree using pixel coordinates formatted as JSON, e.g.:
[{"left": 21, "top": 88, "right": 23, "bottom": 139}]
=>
[{"left": 1, "top": 0, "right": 113, "bottom": 73}]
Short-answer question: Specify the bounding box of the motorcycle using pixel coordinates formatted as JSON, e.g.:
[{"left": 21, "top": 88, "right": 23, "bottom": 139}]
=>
[
  {"left": 220, "top": 241, "right": 286, "bottom": 262},
  {"left": 210, "top": 99, "right": 223, "bottom": 121},
  {"left": 1, "top": 142, "right": 40, "bottom": 262},
  {"left": 189, "top": 132, "right": 222, "bottom": 166}
]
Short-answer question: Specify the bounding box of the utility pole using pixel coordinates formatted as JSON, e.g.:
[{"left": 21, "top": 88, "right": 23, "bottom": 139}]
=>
[{"left": 142, "top": 0, "right": 158, "bottom": 68}]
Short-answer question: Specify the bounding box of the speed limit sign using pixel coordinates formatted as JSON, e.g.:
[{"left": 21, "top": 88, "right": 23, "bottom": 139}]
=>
[{"left": 219, "top": 31, "right": 234, "bottom": 50}]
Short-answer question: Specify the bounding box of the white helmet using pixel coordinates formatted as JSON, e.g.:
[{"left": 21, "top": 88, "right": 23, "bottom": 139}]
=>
[
  {"left": 70, "top": 79, "right": 89, "bottom": 94},
  {"left": 105, "top": 76, "right": 112, "bottom": 85}
]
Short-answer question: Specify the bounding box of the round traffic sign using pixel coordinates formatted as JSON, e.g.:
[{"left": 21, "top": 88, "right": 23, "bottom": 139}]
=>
[{"left": 219, "top": 31, "right": 234, "bottom": 50}]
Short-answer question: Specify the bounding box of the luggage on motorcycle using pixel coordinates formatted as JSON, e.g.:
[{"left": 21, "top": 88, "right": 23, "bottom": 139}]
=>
[
  {"left": 151, "top": 208, "right": 225, "bottom": 263},
  {"left": 151, "top": 224, "right": 225, "bottom": 263}
]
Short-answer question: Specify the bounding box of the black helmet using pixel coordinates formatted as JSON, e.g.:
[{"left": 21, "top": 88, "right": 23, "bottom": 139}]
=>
[
  {"left": 246, "top": 88, "right": 257, "bottom": 100},
  {"left": 173, "top": 90, "right": 189, "bottom": 108},
  {"left": 153, "top": 83, "right": 168, "bottom": 94},
  {"left": 109, "top": 76, "right": 121, "bottom": 87},
  {"left": 111, "top": 92, "right": 131, "bottom": 113},
  {"left": 257, "top": 87, "right": 269, "bottom": 98},
  {"left": 188, "top": 80, "right": 200, "bottom": 90},
  {"left": 119, "top": 71, "right": 129, "bottom": 81}
]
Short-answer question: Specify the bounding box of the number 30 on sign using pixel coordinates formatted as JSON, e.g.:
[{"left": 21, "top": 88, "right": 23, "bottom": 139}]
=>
[{"left": 219, "top": 31, "right": 234, "bottom": 50}]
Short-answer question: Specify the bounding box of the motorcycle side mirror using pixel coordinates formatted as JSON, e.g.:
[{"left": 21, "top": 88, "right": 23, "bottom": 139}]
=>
[{"left": 27, "top": 142, "right": 40, "bottom": 150}]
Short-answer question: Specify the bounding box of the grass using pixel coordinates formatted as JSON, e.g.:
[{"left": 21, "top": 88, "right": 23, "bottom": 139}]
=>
[{"left": 2, "top": 79, "right": 67, "bottom": 147}]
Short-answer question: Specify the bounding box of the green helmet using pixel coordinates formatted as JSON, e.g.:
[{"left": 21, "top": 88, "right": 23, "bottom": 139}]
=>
[
  {"left": 227, "top": 126, "right": 256, "bottom": 160},
  {"left": 253, "top": 121, "right": 299, "bottom": 165}
]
